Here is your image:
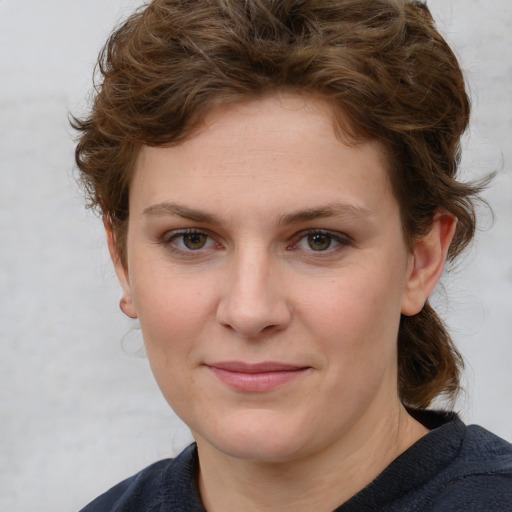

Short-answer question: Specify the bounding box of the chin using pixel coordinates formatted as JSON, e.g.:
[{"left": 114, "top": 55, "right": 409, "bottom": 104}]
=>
[{"left": 193, "top": 411, "right": 322, "bottom": 463}]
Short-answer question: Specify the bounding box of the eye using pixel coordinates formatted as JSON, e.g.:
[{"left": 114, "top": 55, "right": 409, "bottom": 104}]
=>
[
  {"left": 306, "top": 232, "right": 334, "bottom": 251},
  {"left": 289, "top": 230, "right": 351, "bottom": 253},
  {"left": 180, "top": 232, "right": 209, "bottom": 250},
  {"left": 164, "top": 230, "right": 218, "bottom": 252}
]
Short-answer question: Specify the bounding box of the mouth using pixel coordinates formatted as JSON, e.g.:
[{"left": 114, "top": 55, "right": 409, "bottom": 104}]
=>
[{"left": 205, "top": 361, "right": 311, "bottom": 392}]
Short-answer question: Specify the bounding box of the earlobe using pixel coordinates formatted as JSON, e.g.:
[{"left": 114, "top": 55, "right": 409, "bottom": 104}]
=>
[
  {"left": 119, "top": 296, "right": 138, "bottom": 319},
  {"left": 401, "top": 212, "right": 457, "bottom": 316},
  {"left": 105, "top": 222, "right": 138, "bottom": 319}
]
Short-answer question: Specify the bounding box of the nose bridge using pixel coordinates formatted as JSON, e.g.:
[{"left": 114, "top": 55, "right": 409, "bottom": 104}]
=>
[{"left": 217, "top": 243, "right": 289, "bottom": 337}]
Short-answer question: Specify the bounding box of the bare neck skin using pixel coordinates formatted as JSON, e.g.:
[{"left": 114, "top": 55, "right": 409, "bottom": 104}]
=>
[{"left": 196, "top": 404, "right": 428, "bottom": 512}]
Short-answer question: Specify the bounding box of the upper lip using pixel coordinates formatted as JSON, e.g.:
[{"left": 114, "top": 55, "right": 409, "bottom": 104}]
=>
[{"left": 206, "top": 361, "right": 309, "bottom": 373}]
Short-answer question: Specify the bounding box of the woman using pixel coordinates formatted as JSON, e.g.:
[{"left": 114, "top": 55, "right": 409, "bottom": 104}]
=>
[{"left": 74, "top": 0, "right": 512, "bottom": 510}]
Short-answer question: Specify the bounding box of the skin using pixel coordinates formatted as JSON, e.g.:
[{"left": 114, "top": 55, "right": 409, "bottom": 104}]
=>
[{"left": 110, "top": 94, "right": 456, "bottom": 511}]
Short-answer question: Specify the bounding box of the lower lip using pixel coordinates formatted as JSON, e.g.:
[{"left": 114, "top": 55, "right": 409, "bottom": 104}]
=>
[{"left": 207, "top": 367, "right": 309, "bottom": 392}]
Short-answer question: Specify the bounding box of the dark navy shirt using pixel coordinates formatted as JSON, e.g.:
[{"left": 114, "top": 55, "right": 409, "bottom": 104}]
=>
[{"left": 80, "top": 411, "right": 512, "bottom": 511}]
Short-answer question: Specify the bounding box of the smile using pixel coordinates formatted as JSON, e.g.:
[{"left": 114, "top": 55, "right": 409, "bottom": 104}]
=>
[{"left": 205, "top": 361, "right": 311, "bottom": 393}]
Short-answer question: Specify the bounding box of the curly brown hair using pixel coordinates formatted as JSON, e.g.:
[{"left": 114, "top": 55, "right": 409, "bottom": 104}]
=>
[{"left": 72, "top": 0, "right": 488, "bottom": 409}]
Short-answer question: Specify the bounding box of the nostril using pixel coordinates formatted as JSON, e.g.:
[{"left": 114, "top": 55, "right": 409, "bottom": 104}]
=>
[
  {"left": 215, "top": 274, "right": 292, "bottom": 337},
  {"left": 217, "top": 311, "right": 287, "bottom": 338}
]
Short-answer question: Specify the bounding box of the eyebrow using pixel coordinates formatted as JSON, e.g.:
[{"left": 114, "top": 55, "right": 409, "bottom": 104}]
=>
[
  {"left": 141, "top": 201, "right": 373, "bottom": 225},
  {"left": 279, "top": 203, "right": 373, "bottom": 225},
  {"left": 142, "top": 202, "right": 222, "bottom": 224}
]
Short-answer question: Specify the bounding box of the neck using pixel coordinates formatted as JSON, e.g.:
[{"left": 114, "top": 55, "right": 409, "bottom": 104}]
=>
[{"left": 195, "top": 404, "right": 428, "bottom": 512}]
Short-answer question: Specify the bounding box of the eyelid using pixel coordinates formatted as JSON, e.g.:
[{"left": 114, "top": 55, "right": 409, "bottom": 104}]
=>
[
  {"left": 157, "top": 227, "right": 352, "bottom": 255},
  {"left": 161, "top": 228, "right": 222, "bottom": 253},
  {"left": 162, "top": 227, "right": 206, "bottom": 242},
  {"left": 287, "top": 229, "right": 353, "bottom": 252}
]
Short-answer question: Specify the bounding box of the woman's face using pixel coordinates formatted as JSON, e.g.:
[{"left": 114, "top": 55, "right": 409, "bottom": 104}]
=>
[{"left": 116, "top": 94, "right": 422, "bottom": 463}]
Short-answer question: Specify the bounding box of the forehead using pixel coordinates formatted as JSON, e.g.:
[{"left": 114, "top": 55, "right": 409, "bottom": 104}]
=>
[{"left": 131, "top": 94, "right": 396, "bottom": 222}]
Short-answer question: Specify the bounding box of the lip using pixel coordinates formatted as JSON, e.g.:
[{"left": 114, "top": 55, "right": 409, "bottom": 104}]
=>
[{"left": 205, "top": 361, "right": 311, "bottom": 392}]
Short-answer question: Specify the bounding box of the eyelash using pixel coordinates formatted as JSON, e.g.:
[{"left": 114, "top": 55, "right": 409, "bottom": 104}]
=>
[
  {"left": 287, "top": 229, "right": 353, "bottom": 253},
  {"left": 161, "top": 229, "right": 221, "bottom": 255},
  {"left": 160, "top": 229, "right": 352, "bottom": 256}
]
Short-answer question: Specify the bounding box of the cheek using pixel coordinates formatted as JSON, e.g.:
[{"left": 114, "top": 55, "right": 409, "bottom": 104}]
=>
[
  {"left": 132, "top": 270, "right": 216, "bottom": 357},
  {"left": 297, "top": 266, "right": 404, "bottom": 362},
  {"left": 131, "top": 272, "right": 218, "bottom": 413}
]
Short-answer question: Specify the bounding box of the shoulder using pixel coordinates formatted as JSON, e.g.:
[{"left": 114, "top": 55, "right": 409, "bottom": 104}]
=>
[
  {"left": 363, "top": 412, "right": 512, "bottom": 512},
  {"left": 461, "top": 424, "right": 512, "bottom": 472},
  {"left": 428, "top": 425, "right": 512, "bottom": 511},
  {"left": 79, "top": 444, "right": 203, "bottom": 512},
  {"left": 79, "top": 459, "right": 172, "bottom": 512}
]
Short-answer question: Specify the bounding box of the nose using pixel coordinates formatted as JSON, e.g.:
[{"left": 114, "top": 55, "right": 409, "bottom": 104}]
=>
[{"left": 216, "top": 248, "right": 291, "bottom": 338}]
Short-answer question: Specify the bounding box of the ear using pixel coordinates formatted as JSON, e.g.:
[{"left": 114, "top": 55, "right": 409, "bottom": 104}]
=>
[
  {"left": 105, "top": 223, "right": 138, "bottom": 319},
  {"left": 401, "top": 212, "right": 457, "bottom": 316}
]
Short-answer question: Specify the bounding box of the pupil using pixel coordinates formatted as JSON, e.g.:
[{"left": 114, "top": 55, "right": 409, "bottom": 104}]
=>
[
  {"left": 308, "top": 233, "right": 331, "bottom": 251},
  {"left": 184, "top": 233, "right": 206, "bottom": 249}
]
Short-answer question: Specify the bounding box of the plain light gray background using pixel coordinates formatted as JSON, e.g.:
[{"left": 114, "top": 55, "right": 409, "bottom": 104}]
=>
[{"left": 0, "top": 1, "right": 510, "bottom": 510}]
